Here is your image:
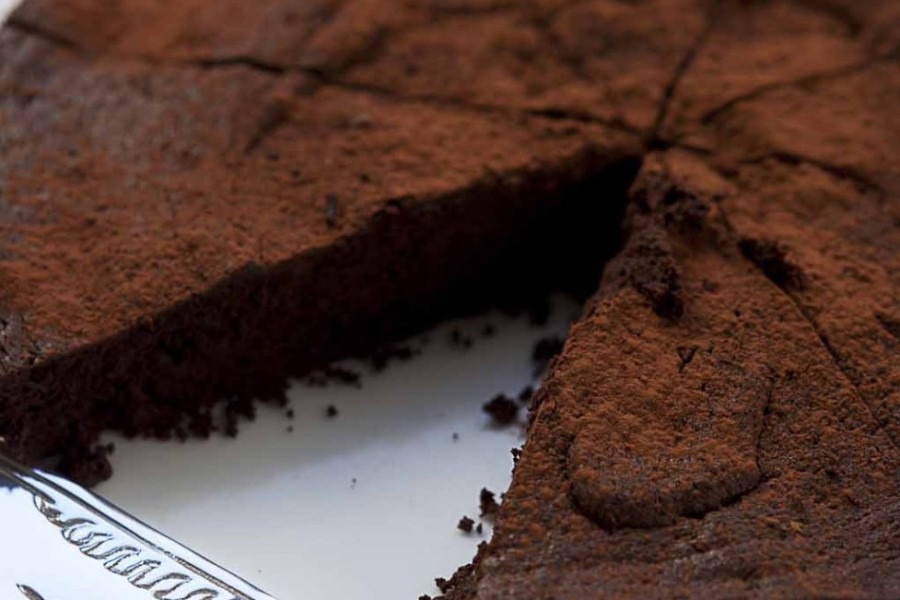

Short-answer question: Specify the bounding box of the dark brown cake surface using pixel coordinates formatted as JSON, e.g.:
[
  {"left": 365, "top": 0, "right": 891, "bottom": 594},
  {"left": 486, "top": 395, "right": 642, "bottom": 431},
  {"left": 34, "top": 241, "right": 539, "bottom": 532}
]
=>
[
  {"left": 0, "top": 0, "right": 644, "bottom": 478},
  {"left": 456, "top": 150, "right": 900, "bottom": 598},
  {"left": 440, "top": 2, "right": 899, "bottom": 597},
  {"left": 1, "top": 0, "right": 898, "bottom": 597}
]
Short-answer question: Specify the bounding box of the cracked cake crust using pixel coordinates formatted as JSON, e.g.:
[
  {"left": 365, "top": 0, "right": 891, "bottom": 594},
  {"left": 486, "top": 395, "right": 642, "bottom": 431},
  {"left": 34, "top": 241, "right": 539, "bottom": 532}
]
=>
[{"left": 0, "top": 0, "right": 898, "bottom": 597}]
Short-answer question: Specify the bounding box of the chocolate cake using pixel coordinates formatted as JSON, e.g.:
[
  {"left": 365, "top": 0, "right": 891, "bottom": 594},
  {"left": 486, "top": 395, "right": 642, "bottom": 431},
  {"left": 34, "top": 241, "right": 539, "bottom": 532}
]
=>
[{"left": 0, "top": 0, "right": 897, "bottom": 597}]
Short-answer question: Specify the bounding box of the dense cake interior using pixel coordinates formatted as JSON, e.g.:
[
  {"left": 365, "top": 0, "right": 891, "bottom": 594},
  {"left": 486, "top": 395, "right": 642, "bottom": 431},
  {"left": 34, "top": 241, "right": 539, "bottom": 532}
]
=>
[{"left": 1, "top": 149, "right": 640, "bottom": 484}]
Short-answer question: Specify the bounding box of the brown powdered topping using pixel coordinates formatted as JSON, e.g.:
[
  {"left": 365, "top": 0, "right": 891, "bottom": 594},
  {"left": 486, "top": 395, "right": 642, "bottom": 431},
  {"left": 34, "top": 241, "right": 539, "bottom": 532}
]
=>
[{"left": 1, "top": 0, "right": 898, "bottom": 597}]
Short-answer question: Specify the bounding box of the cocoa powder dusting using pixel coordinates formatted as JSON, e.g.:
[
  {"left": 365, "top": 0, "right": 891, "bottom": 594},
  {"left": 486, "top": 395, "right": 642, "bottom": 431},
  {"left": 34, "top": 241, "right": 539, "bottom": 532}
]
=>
[{"left": 1, "top": 0, "right": 898, "bottom": 598}]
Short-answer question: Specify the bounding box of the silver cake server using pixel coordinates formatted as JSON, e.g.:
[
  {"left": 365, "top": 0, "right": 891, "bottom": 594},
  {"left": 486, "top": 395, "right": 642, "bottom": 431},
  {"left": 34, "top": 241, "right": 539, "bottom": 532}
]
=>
[{"left": 0, "top": 453, "right": 277, "bottom": 600}]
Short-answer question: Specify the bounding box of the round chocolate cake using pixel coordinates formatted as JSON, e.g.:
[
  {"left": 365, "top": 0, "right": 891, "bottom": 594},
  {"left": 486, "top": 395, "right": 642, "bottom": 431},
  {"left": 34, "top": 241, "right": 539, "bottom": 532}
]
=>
[{"left": 0, "top": 0, "right": 897, "bottom": 597}]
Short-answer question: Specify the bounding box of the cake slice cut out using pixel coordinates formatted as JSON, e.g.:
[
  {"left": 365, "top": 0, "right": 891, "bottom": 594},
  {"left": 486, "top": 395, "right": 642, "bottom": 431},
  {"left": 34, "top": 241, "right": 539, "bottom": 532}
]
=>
[
  {"left": 1, "top": 0, "right": 899, "bottom": 598},
  {"left": 0, "top": 25, "right": 643, "bottom": 483}
]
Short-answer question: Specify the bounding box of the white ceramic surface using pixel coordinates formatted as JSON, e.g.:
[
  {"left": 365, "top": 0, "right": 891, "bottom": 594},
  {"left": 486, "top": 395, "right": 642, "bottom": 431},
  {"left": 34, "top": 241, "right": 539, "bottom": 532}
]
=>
[{"left": 95, "top": 299, "right": 579, "bottom": 599}]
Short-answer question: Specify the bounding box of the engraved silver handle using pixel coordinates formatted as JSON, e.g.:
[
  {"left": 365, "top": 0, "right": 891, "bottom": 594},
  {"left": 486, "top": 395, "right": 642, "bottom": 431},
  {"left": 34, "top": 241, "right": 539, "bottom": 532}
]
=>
[{"left": 0, "top": 454, "right": 277, "bottom": 600}]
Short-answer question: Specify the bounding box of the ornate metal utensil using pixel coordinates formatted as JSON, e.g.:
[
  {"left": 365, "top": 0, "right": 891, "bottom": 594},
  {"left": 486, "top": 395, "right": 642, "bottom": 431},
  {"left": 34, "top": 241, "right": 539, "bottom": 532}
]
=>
[{"left": 0, "top": 453, "right": 277, "bottom": 600}]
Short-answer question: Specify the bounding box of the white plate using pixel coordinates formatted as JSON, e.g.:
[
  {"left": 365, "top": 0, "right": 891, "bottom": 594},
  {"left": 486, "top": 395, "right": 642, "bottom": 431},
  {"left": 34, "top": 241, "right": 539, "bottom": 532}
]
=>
[{"left": 95, "top": 297, "right": 578, "bottom": 599}]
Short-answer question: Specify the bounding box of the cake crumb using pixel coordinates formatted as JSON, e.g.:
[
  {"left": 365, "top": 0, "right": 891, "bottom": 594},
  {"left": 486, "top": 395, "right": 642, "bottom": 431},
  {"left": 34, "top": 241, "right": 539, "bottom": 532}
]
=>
[
  {"left": 450, "top": 328, "right": 473, "bottom": 349},
  {"left": 517, "top": 385, "right": 534, "bottom": 404},
  {"left": 452, "top": 432, "right": 460, "bottom": 442},
  {"left": 480, "top": 488, "right": 500, "bottom": 517},
  {"left": 476, "top": 522, "right": 483, "bottom": 535},
  {"left": 325, "top": 405, "right": 339, "bottom": 419},
  {"left": 286, "top": 408, "right": 295, "bottom": 419},
  {"left": 457, "top": 516, "right": 475, "bottom": 533},
  {"left": 306, "top": 373, "right": 328, "bottom": 387},
  {"left": 483, "top": 394, "right": 518, "bottom": 425},
  {"left": 306, "top": 365, "right": 362, "bottom": 388},
  {"left": 532, "top": 335, "right": 564, "bottom": 375},
  {"left": 370, "top": 343, "right": 420, "bottom": 372},
  {"left": 324, "top": 365, "right": 362, "bottom": 387}
]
